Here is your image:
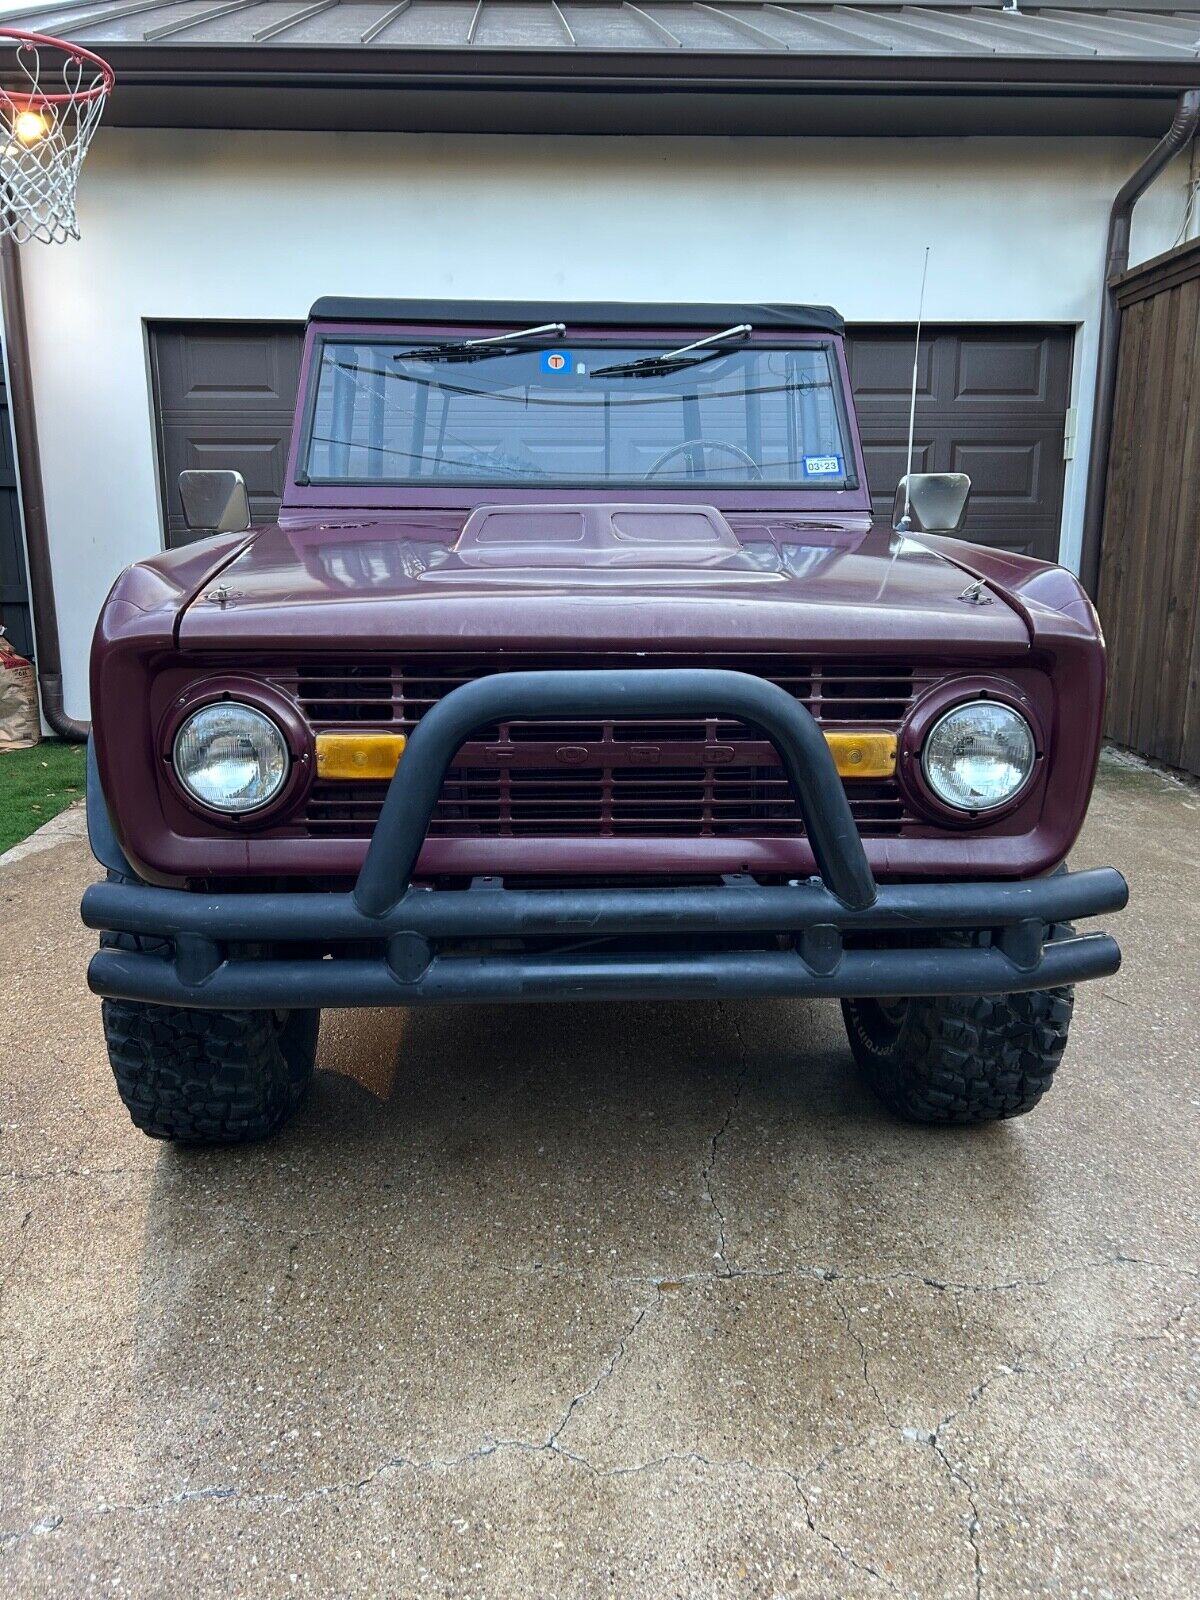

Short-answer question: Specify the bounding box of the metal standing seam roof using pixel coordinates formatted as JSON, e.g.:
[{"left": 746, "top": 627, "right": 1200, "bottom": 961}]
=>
[{"left": 4, "top": 0, "right": 1200, "bottom": 59}]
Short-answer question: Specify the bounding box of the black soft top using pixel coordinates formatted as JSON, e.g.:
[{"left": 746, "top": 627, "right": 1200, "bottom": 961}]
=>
[{"left": 309, "top": 298, "right": 845, "bottom": 337}]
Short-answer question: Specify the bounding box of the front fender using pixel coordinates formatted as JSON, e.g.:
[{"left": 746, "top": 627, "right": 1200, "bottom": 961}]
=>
[{"left": 85, "top": 735, "right": 136, "bottom": 879}]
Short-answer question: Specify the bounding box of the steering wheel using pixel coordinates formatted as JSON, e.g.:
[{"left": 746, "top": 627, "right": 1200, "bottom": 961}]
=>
[{"left": 644, "top": 439, "right": 763, "bottom": 480}]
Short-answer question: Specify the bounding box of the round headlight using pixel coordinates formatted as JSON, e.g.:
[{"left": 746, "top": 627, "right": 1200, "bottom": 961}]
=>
[
  {"left": 173, "top": 702, "right": 289, "bottom": 814},
  {"left": 922, "top": 700, "right": 1036, "bottom": 813}
]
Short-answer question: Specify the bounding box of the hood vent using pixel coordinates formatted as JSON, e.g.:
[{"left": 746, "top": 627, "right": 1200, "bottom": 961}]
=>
[{"left": 455, "top": 503, "right": 744, "bottom": 568}]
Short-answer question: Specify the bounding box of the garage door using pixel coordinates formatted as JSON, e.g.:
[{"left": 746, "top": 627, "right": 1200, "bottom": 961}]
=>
[
  {"left": 848, "top": 326, "right": 1073, "bottom": 561},
  {"left": 151, "top": 322, "right": 1072, "bottom": 561}
]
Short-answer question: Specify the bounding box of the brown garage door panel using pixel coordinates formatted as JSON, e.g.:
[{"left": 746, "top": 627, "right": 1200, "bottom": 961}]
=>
[
  {"left": 847, "top": 338, "right": 937, "bottom": 404},
  {"left": 951, "top": 432, "right": 1061, "bottom": 500},
  {"left": 149, "top": 322, "right": 1072, "bottom": 564},
  {"left": 152, "top": 329, "right": 299, "bottom": 408},
  {"left": 847, "top": 326, "right": 1073, "bottom": 561},
  {"left": 856, "top": 433, "right": 935, "bottom": 510},
  {"left": 158, "top": 424, "right": 293, "bottom": 529},
  {"left": 952, "top": 336, "right": 1066, "bottom": 401},
  {"left": 151, "top": 323, "right": 303, "bottom": 547},
  {"left": 850, "top": 329, "right": 1071, "bottom": 407}
]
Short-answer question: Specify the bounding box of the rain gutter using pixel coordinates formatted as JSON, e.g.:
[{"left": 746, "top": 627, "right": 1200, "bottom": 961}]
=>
[{"left": 1079, "top": 88, "right": 1200, "bottom": 600}]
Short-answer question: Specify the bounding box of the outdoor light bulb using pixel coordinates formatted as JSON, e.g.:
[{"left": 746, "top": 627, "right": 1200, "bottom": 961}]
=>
[{"left": 13, "top": 109, "right": 49, "bottom": 147}]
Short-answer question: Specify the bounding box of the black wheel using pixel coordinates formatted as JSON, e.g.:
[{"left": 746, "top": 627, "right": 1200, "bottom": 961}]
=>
[
  {"left": 841, "top": 933, "right": 1075, "bottom": 1125},
  {"left": 100, "top": 938, "right": 319, "bottom": 1144}
]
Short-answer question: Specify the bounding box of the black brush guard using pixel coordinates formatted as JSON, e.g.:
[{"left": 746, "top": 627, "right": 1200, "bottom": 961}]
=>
[{"left": 83, "top": 670, "right": 1126, "bottom": 1009}]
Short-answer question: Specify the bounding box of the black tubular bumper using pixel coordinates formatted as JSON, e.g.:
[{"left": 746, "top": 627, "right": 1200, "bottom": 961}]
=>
[{"left": 83, "top": 669, "right": 1127, "bottom": 1010}]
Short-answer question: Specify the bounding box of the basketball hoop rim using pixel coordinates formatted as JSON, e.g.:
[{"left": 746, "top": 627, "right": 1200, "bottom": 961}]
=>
[{"left": 0, "top": 29, "right": 115, "bottom": 104}]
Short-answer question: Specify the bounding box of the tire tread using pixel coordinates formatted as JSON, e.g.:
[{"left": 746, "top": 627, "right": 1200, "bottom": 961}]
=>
[
  {"left": 99, "top": 936, "right": 318, "bottom": 1144},
  {"left": 842, "top": 930, "right": 1075, "bottom": 1125}
]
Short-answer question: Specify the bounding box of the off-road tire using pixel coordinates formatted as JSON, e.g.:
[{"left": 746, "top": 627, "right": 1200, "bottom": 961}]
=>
[
  {"left": 841, "top": 931, "right": 1074, "bottom": 1125},
  {"left": 100, "top": 937, "right": 319, "bottom": 1143}
]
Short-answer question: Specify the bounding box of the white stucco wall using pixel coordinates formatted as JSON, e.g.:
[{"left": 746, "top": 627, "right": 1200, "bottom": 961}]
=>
[{"left": 15, "top": 127, "right": 1192, "bottom": 719}]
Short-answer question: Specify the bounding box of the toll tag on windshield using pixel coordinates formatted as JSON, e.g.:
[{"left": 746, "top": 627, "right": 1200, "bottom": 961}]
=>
[
  {"left": 802, "top": 455, "right": 844, "bottom": 479},
  {"left": 541, "top": 350, "right": 574, "bottom": 375}
]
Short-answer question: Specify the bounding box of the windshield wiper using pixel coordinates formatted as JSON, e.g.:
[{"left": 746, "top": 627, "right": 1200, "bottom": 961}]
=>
[
  {"left": 396, "top": 322, "right": 567, "bottom": 364},
  {"left": 591, "top": 323, "right": 752, "bottom": 379}
]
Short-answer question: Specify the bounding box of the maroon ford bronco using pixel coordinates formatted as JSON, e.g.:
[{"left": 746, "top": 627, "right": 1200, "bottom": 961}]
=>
[{"left": 82, "top": 300, "right": 1126, "bottom": 1142}]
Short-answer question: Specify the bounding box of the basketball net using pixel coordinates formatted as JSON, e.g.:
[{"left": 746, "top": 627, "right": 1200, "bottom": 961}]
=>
[{"left": 0, "top": 30, "right": 113, "bottom": 246}]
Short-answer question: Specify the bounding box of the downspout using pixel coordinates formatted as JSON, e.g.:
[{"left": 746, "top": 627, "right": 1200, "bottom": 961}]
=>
[
  {"left": 1079, "top": 88, "right": 1200, "bottom": 600},
  {"left": 0, "top": 235, "right": 89, "bottom": 740}
]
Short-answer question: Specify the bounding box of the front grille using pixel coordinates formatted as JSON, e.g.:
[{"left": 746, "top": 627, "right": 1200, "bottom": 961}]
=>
[
  {"left": 305, "top": 767, "right": 907, "bottom": 840},
  {"left": 277, "top": 655, "right": 925, "bottom": 735},
  {"left": 264, "top": 654, "right": 936, "bottom": 842}
]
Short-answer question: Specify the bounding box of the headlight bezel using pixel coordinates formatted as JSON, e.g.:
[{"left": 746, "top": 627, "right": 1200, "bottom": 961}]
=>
[
  {"left": 900, "top": 678, "right": 1045, "bottom": 825},
  {"left": 160, "top": 679, "right": 311, "bottom": 826}
]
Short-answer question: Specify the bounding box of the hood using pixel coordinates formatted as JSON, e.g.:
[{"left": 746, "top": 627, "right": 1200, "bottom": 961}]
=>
[{"left": 176, "top": 503, "right": 1032, "bottom": 655}]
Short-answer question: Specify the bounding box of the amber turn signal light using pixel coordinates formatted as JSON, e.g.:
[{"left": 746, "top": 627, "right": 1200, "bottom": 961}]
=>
[
  {"left": 824, "top": 731, "right": 897, "bottom": 779},
  {"left": 315, "top": 732, "right": 408, "bottom": 780}
]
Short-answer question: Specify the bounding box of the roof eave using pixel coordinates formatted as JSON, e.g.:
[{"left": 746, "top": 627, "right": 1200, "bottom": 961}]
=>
[
  {"left": 93, "top": 41, "right": 1200, "bottom": 90},
  {"left": 29, "top": 43, "right": 1200, "bottom": 136}
]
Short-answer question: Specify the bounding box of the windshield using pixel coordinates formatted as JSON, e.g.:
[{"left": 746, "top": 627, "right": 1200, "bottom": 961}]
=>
[{"left": 302, "top": 338, "right": 854, "bottom": 489}]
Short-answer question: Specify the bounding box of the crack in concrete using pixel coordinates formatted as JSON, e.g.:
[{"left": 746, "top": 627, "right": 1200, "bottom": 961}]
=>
[
  {"left": 876, "top": 1251, "right": 1200, "bottom": 1295},
  {"left": 831, "top": 1284, "right": 893, "bottom": 1426},
  {"left": 894, "top": 1359, "right": 1028, "bottom": 1600},
  {"left": 1, "top": 1269, "right": 896, "bottom": 1593},
  {"left": 5, "top": 1249, "right": 1191, "bottom": 1589},
  {"left": 920, "top": 1350, "right": 1043, "bottom": 1600},
  {"left": 908, "top": 1291, "right": 1196, "bottom": 1600},
  {"left": 1063, "top": 1297, "right": 1197, "bottom": 1374},
  {"left": 592, "top": 1435, "right": 898, "bottom": 1589},
  {"left": 55, "top": 1441, "right": 904, "bottom": 1590},
  {"left": 0, "top": 1514, "right": 62, "bottom": 1555},
  {"left": 546, "top": 1294, "right": 658, "bottom": 1451},
  {"left": 602, "top": 1250, "right": 1198, "bottom": 1300},
  {"left": 795, "top": 1477, "right": 898, "bottom": 1592},
  {"left": 928, "top": 1428, "right": 985, "bottom": 1600}
]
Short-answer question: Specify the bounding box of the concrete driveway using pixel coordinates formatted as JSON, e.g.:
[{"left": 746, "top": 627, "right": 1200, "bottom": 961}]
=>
[{"left": 1, "top": 756, "right": 1196, "bottom": 1599}]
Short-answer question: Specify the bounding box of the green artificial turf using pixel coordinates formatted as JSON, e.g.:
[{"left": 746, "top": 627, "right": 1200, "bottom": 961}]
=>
[{"left": 0, "top": 740, "right": 87, "bottom": 854}]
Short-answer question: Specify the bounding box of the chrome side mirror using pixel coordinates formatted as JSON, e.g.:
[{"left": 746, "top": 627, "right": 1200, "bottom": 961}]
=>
[
  {"left": 179, "top": 469, "right": 251, "bottom": 534},
  {"left": 892, "top": 472, "right": 971, "bottom": 534}
]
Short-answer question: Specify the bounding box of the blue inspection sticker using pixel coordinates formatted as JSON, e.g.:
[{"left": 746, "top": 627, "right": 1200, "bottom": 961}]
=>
[
  {"left": 802, "top": 455, "right": 844, "bottom": 479},
  {"left": 541, "top": 350, "right": 573, "bottom": 375}
]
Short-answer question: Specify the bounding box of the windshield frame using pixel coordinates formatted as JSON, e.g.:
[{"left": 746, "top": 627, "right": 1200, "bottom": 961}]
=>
[{"left": 284, "top": 321, "right": 871, "bottom": 516}]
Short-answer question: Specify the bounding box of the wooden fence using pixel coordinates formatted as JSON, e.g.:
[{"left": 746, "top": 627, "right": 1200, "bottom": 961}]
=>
[{"left": 1098, "top": 236, "right": 1200, "bottom": 776}]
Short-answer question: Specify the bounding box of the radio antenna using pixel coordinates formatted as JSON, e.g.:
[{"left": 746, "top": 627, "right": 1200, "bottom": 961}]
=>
[{"left": 898, "top": 246, "right": 930, "bottom": 532}]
